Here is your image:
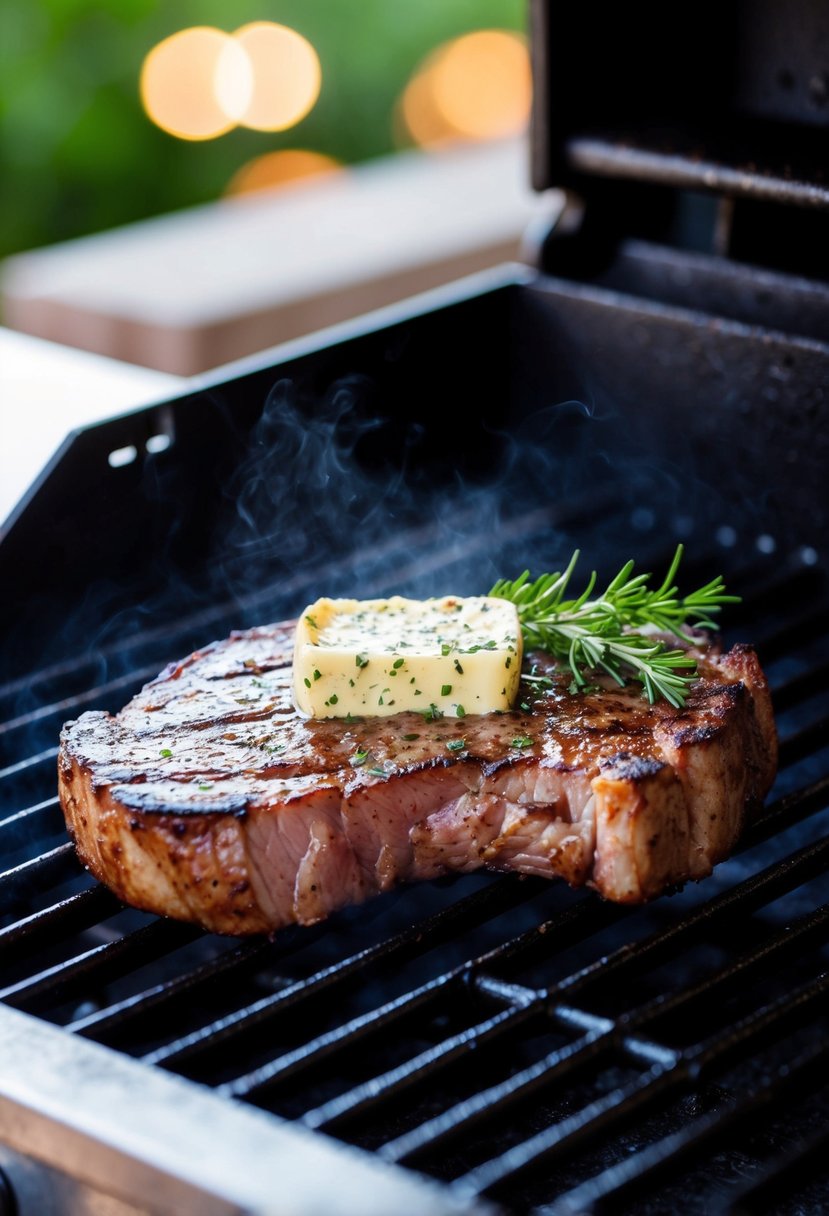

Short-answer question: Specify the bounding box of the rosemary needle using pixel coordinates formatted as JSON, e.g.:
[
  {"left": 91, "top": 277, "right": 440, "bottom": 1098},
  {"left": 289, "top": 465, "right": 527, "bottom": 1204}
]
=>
[{"left": 489, "top": 544, "right": 739, "bottom": 708}]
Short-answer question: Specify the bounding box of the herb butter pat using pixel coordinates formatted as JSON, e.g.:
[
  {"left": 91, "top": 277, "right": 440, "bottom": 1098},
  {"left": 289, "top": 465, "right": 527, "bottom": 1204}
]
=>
[{"left": 293, "top": 595, "right": 522, "bottom": 719}]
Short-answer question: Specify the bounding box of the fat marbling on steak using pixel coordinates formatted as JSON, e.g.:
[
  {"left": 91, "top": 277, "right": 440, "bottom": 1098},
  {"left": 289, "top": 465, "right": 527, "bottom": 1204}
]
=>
[{"left": 58, "top": 622, "right": 777, "bottom": 935}]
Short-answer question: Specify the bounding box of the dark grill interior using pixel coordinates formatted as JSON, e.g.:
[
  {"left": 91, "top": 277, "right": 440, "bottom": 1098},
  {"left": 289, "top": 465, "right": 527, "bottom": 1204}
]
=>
[{"left": 2, "top": 361, "right": 828, "bottom": 1214}]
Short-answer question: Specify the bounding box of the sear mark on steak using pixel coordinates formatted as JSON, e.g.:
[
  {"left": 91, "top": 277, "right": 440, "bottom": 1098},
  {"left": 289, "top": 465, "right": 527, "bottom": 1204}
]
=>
[{"left": 58, "top": 623, "right": 777, "bottom": 935}]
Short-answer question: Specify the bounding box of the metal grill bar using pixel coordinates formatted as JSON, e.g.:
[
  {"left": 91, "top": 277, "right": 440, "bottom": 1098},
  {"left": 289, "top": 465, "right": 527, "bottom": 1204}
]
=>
[
  {"left": 463, "top": 894, "right": 619, "bottom": 980},
  {"left": 380, "top": 1024, "right": 612, "bottom": 1165},
  {"left": 746, "top": 773, "right": 829, "bottom": 843},
  {"left": 0, "top": 605, "right": 234, "bottom": 705},
  {"left": 769, "top": 659, "right": 829, "bottom": 713},
  {"left": 618, "top": 1036, "right": 679, "bottom": 1069},
  {"left": 472, "top": 975, "right": 539, "bottom": 1007},
  {"left": 461, "top": 968, "right": 829, "bottom": 1197},
  {"left": 142, "top": 875, "right": 544, "bottom": 1070},
  {"left": 0, "top": 792, "right": 58, "bottom": 831},
  {"left": 293, "top": 903, "right": 619, "bottom": 1131},
  {"left": 0, "top": 886, "right": 121, "bottom": 967},
  {"left": 68, "top": 936, "right": 272, "bottom": 1038},
  {"left": 778, "top": 715, "right": 829, "bottom": 768},
  {"left": 380, "top": 891, "right": 829, "bottom": 1166},
  {"left": 462, "top": 1061, "right": 681, "bottom": 1196},
  {"left": 548, "top": 830, "right": 829, "bottom": 1001},
  {"left": 544, "top": 1037, "right": 829, "bottom": 1216},
  {"left": 0, "top": 842, "right": 79, "bottom": 905},
  {"left": 0, "top": 797, "right": 63, "bottom": 845},
  {"left": 618, "top": 900, "right": 829, "bottom": 1030},
  {"left": 302, "top": 998, "right": 539, "bottom": 1133},
  {"left": 0, "top": 746, "right": 58, "bottom": 783},
  {"left": 0, "top": 918, "right": 201, "bottom": 1010},
  {"left": 0, "top": 663, "right": 161, "bottom": 742},
  {"left": 724, "top": 562, "right": 820, "bottom": 624},
  {"left": 688, "top": 966, "right": 829, "bottom": 1078},
  {"left": 226, "top": 975, "right": 463, "bottom": 1100}
]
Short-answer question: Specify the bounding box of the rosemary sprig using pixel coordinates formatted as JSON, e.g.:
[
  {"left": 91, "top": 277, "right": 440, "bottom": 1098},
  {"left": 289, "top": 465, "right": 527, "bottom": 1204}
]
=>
[{"left": 489, "top": 545, "right": 739, "bottom": 708}]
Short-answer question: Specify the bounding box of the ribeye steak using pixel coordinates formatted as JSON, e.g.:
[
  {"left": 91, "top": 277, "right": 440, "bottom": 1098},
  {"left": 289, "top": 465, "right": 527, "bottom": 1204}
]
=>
[{"left": 59, "top": 622, "right": 777, "bottom": 935}]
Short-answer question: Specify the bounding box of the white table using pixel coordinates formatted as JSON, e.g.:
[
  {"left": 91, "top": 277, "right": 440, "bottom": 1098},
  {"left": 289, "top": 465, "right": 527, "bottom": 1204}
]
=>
[{"left": 0, "top": 329, "right": 182, "bottom": 529}]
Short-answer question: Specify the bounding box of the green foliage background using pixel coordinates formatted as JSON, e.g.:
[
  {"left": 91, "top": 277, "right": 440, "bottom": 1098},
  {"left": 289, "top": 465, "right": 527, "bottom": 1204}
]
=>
[{"left": 0, "top": 1, "right": 523, "bottom": 260}]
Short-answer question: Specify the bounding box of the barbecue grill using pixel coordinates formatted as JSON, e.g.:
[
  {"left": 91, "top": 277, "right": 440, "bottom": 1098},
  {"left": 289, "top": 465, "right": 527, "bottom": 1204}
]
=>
[{"left": 2, "top": 2, "right": 829, "bottom": 1212}]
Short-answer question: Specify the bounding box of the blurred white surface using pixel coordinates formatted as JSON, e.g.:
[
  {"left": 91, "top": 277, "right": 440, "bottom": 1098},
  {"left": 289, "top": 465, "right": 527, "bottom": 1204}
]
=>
[
  {"left": 0, "top": 329, "right": 181, "bottom": 527},
  {"left": 2, "top": 140, "right": 560, "bottom": 374}
]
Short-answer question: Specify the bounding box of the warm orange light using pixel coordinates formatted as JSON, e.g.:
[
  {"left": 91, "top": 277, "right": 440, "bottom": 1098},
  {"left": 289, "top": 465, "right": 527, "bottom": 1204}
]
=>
[
  {"left": 398, "top": 29, "right": 531, "bottom": 149},
  {"left": 432, "top": 31, "right": 531, "bottom": 140},
  {"left": 140, "top": 27, "right": 252, "bottom": 141},
  {"left": 397, "top": 52, "right": 457, "bottom": 149},
  {"left": 233, "top": 22, "right": 321, "bottom": 132},
  {"left": 225, "top": 149, "right": 343, "bottom": 197}
]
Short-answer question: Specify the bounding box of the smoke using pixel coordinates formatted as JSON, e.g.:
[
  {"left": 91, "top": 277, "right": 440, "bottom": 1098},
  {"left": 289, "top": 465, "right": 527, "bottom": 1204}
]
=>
[
  {"left": 222, "top": 374, "right": 398, "bottom": 569},
  {"left": 207, "top": 373, "right": 605, "bottom": 625}
]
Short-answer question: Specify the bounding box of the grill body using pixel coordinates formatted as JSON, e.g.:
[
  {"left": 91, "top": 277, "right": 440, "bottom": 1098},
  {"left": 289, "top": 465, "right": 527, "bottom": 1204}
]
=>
[{"left": 3, "top": 2, "right": 829, "bottom": 1211}]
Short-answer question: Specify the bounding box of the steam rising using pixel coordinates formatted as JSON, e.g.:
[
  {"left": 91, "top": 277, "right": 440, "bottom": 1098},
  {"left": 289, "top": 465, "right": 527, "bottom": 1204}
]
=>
[{"left": 214, "top": 373, "right": 595, "bottom": 619}]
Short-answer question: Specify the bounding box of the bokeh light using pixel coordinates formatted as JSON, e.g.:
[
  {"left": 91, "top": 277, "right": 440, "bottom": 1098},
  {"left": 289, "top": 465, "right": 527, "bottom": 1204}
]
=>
[
  {"left": 225, "top": 149, "right": 343, "bottom": 197},
  {"left": 398, "top": 29, "right": 531, "bottom": 149},
  {"left": 140, "top": 27, "right": 251, "bottom": 141},
  {"left": 141, "top": 22, "right": 321, "bottom": 141},
  {"left": 397, "top": 51, "right": 458, "bottom": 149},
  {"left": 233, "top": 23, "right": 322, "bottom": 132},
  {"left": 432, "top": 30, "right": 530, "bottom": 140}
]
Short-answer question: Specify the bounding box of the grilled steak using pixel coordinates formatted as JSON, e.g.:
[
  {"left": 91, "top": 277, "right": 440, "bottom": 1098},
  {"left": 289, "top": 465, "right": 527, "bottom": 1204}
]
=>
[{"left": 59, "top": 623, "right": 777, "bottom": 935}]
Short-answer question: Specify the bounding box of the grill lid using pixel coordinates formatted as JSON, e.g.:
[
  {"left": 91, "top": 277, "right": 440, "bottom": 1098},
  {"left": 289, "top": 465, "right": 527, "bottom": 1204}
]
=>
[
  {"left": 531, "top": 0, "right": 829, "bottom": 207},
  {"left": 531, "top": 0, "right": 829, "bottom": 278}
]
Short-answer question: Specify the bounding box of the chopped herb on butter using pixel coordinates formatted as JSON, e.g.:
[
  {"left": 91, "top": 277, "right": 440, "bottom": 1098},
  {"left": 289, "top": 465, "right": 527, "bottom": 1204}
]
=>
[{"left": 293, "top": 595, "right": 522, "bottom": 719}]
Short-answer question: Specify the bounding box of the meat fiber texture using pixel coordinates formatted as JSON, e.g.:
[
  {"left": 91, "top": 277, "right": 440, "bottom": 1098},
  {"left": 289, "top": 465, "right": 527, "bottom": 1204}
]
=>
[{"left": 59, "top": 623, "right": 777, "bottom": 936}]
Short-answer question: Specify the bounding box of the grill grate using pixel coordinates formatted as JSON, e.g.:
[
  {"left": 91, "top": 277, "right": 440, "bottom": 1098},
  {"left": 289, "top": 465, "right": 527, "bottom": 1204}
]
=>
[{"left": 1, "top": 550, "right": 828, "bottom": 1214}]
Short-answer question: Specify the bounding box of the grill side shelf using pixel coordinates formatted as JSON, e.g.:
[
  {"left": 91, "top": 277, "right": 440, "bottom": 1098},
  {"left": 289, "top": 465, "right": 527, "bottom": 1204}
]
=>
[{"left": 0, "top": 1004, "right": 488, "bottom": 1216}]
